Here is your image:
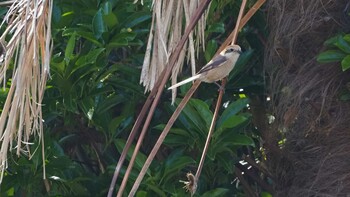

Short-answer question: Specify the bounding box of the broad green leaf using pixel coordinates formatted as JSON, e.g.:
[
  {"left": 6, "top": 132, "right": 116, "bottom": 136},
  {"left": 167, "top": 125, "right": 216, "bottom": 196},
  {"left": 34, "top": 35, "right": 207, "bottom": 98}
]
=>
[
  {"left": 217, "top": 98, "right": 249, "bottom": 129},
  {"left": 108, "top": 32, "right": 137, "bottom": 48},
  {"left": 341, "top": 55, "right": 350, "bottom": 71},
  {"left": 189, "top": 99, "right": 213, "bottom": 128},
  {"left": 177, "top": 99, "right": 210, "bottom": 135},
  {"left": 335, "top": 36, "right": 350, "bottom": 53},
  {"left": 261, "top": 192, "right": 273, "bottom": 197},
  {"left": 317, "top": 50, "right": 346, "bottom": 63},
  {"left": 136, "top": 191, "right": 147, "bottom": 197},
  {"left": 103, "top": 13, "right": 118, "bottom": 28},
  {"left": 96, "top": 94, "right": 126, "bottom": 114},
  {"left": 124, "top": 11, "right": 151, "bottom": 28},
  {"left": 229, "top": 134, "right": 255, "bottom": 146},
  {"left": 79, "top": 97, "right": 95, "bottom": 120},
  {"left": 92, "top": 9, "right": 107, "bottom": 39},
  {"left": 163, "top": 150, "right": 195, "bottom": 184},
  {"left": 145, "top": 184, "right": 166, "bottom": 197},
  {"left": 75, "top": 48, "right": 105, "bottom": 67},
  {"left": 108, "top": 116, "right": 125, "bottom": 135},
  {"left": 76, "top": 31, "right": 103, "bottom": 46},
  {"left": 201, "top": 188, "right": 229, "bottom": 197},
  {"left": 205, "top": 40, "right": 218, "bottom": 62},
  {"left": 323, "top": 35, "right": 339, "bottom": 46},
  {"left": 344, "top": 34, "right": 350, "bottom": 42},
  {"left": 114, "top": 139, "right": 148, "bottom": 172},
  {"left": 218, "top": 115, "right": 249, "bottom": 130},
  {"left": 101, "top": 2, "right": 118, "bottom": 28},
  {"left": 64, "top": 33, "right": 76, "bottom": 64}
]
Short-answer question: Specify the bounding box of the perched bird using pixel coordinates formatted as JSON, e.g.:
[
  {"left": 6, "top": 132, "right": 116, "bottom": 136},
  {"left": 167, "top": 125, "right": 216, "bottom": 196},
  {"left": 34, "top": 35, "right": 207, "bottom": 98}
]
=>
[{"left": 168, "top": 45, "right": 241, "bottom": 90}]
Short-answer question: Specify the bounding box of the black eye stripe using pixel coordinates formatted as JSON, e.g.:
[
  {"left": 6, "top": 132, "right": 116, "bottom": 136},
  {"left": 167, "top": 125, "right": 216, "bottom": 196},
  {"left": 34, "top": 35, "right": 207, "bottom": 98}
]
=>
[{"left": 225, "top": 48, "right": 241, "bottom": 54}]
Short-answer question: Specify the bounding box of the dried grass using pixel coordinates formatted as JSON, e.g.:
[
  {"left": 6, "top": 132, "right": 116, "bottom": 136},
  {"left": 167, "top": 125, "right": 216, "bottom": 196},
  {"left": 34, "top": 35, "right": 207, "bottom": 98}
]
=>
[
  {"left": 264, "top": 0, "right": 350, "bottom": 195},
  {"left": 0, "top": 0, "right": 52, "bottom": 182},
  {"left": 138, "top": 0, "right": 207, "bottom": 102}
]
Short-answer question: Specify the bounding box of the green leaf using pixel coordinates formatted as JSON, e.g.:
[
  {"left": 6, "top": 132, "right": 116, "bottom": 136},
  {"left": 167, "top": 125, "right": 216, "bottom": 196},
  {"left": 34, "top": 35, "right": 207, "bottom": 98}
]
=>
[
  {"left": 207, "top": 23, "right": 225, "bottom": 33},
  {"left": 92, "top": 9, "right": 107, "bottom": 39},
  {"left": 323, "top": 35, "right": 339, "bottom": 46},
  {"left": 176, "top": 99, "right": 212, "bottom": 135},
  {"left": 108, "top": 32, "right": 137, "bottom": 48},
  {"left": 229, "top": 134, "right": 255, "bottom": 146},
  {"left": 64, "top": 33, "right": 76, "bottom": 64},
  {"left": 343, "top": 34, "right": 350, "bottom": 42},
  {"left": 205, "top": 40, "right": 218, "bottom": 62},
  {"left": 317, "top": 50, "right": 346, "bottom": 63},
  {"left": 136, "top": 191, "right": 147, "bottom": 197},
  {"left": 218, "top": 115, "right": 249, "bottom": 130},
  {"left": 217, "top": 98, "right": 249, "bottom": 129},
  {"left": 114, "top": 139, "right": 148, "bottom": 172},
  {"left": 75, "top": 48, "right": 105, "bottom": 67},
  {"left": 124, "top": 11, "right": 151, "bottom": 28},
  {"left": 201, "top": 188, "right": 229, "bottom": 197},
  {"left": 96, "top": 94, "right": 126, "bottom": 114},
  {"left": 162, "top": 150, "right": 195, "bottom": 184},
  {"left": 261, "top": 192, "right": 273, "bottom": 197},
  {"left": 341, "top": 55, "right": 350, "bottom": 71},
  {"left": 335, "top": 36, "right": 350, "bottom": 53}
]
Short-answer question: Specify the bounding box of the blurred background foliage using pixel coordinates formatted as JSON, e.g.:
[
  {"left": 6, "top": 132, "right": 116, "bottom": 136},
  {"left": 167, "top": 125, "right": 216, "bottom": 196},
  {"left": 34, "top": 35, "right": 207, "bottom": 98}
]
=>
[{"left": 0, "top": 0, "right": 268, "bottom": 196}]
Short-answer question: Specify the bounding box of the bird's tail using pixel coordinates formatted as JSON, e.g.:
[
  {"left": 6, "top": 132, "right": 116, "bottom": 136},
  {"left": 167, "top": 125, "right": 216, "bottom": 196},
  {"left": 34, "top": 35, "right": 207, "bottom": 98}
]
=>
[{"left": 168, "top": 74, "right": 201, "bottom": 90}]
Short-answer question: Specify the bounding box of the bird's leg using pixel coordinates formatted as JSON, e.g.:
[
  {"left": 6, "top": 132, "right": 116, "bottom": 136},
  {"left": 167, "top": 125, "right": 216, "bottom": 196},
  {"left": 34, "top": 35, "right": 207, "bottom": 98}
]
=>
[{"left": 214, "top": 81, "right": 225, "bottom": 92}]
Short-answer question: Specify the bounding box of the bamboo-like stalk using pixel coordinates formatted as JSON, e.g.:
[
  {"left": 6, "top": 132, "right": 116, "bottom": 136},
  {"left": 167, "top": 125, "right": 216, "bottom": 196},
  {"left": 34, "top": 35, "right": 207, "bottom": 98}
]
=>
[
  {"left": 0, "top": 0, "right": 52, "bottom": 182},
  {"left": 109, "top": 1, "right": 213, "bottom": 196},
  {"left": 194, "top": 1, "right": 247, "bottom": 194}
]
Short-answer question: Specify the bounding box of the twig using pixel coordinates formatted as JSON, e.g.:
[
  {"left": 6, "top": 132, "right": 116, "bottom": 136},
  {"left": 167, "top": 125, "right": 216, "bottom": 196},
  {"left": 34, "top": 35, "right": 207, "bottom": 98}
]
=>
[
  {"left": 112, "top": 1, "right": 213, "bottom": 196},
  {"left": 218, "top": 0, "right": 266, "bottom": 53},
  {"left": 193, "top": 0, "right": 247, "bottom": 194},
  {"left": 128, "top": 81, "right": 201, "bottom": 196},
  {"left": 194, "top": 78, "right": 226, "bottom": 188},
  {"left": 231, "top": 0, "right": 247, "bottom": 45}
]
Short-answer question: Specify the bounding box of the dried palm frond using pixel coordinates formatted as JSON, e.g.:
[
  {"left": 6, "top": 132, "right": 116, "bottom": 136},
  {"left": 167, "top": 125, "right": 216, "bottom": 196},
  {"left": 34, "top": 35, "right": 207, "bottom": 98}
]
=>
[
  {"left": 137, "top": 0, "right": 207, "bottom": 101},
  {"left": 0, "top": 0, "right": 52, "bottom": 182}
]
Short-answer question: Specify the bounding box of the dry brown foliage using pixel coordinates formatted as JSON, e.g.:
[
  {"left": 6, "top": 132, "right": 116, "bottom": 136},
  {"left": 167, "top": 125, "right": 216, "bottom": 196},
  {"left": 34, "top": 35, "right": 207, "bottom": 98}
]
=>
[
  {"left": 0, "top": 0, "right": 52, "bottom": 182},
  {"left": 264, "top": 0, "right": 350, "bottom": 196}
]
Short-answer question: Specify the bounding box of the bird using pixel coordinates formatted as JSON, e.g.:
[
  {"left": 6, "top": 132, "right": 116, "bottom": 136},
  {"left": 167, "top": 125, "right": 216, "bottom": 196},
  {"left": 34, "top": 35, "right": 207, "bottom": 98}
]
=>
[{"left": 168, "top": 44, "right": 241, "bottom": 90}]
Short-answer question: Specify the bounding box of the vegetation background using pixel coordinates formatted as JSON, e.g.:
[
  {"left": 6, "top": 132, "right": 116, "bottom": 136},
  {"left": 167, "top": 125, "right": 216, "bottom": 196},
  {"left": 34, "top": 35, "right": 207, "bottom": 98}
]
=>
[{"left": 0, "top": 0, "right": 348, "bottom": 196}]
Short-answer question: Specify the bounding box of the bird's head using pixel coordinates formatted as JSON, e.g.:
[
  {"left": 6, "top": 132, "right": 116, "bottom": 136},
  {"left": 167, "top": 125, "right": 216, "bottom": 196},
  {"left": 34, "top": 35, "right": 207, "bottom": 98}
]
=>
[{"left": 222, "top": 45, "right": 241, "bottom": 55}]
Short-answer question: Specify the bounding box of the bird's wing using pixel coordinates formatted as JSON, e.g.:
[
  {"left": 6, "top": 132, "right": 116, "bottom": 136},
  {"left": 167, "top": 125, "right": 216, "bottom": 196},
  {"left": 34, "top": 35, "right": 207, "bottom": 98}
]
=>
[
  {"left": 168, "top": 74, "right": 201, "bottom": 90},
  {"left": 197, "top": 55, "right": 227, "bottom": 74}
]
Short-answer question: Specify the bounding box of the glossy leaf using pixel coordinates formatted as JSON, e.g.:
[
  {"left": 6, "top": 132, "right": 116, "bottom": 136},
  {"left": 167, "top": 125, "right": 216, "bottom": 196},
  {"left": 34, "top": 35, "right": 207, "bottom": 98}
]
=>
[
  {"left": 217, "top": 98, "right": 249, "bottom": 129},
  {"left": 317, "top": 50, "right": 346, "bottom": 63},
  {"left": 341, "top": 55, "right": 350, "bottom": 71},
  {"left": 64, "top": 33, "right": 76, "bottom": 64},
  {"left": 92, "top": 9, "right": 107, "bottom": 39},
  {"left": 124, "top": 11, "right": 151, "bottom": 28},
  {"left": 335, "top": 35, "right": 350, "bottom": 53}
]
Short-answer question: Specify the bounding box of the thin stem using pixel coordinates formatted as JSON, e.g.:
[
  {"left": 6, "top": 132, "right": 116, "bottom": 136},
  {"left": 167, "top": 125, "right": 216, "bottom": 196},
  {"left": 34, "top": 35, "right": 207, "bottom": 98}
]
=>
[
  {"left": 112, "top": 1, "right": 213, "bottom": 196},
  {"left": 128, "top": 81, "right": 201, "bottom": 197}
]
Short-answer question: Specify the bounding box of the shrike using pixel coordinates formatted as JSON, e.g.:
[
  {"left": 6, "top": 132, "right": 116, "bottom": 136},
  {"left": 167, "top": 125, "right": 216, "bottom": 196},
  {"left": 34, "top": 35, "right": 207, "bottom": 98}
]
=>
[{"left": 168, "top": 45, "right": 241, "bottom": 90}]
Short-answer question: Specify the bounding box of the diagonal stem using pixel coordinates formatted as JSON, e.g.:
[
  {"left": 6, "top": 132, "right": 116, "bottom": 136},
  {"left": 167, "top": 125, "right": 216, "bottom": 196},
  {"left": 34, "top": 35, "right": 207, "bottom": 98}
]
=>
[
  {"left": 113, "top": 1, "right": 213, "bottom": 196},
  {"left": 128, "top": 80, "right": 201, "bottom": 197}
]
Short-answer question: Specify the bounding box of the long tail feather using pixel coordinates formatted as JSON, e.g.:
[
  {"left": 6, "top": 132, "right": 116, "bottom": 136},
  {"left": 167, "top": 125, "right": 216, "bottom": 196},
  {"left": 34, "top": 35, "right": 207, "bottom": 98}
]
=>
[{"left": 168, "top": 74, "right": 201, "bottom": 90}]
